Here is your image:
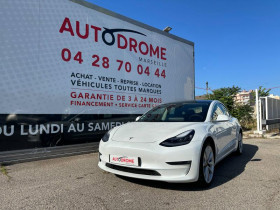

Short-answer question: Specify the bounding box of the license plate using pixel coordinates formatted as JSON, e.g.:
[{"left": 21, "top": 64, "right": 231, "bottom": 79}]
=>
[{"left": 110, "top": 155, "right": 138, "bottom": 166}]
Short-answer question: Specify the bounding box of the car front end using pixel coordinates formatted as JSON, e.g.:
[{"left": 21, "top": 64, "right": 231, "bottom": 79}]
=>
[{"left": 98, "top": 122, "right": 206, "bottom": 183}]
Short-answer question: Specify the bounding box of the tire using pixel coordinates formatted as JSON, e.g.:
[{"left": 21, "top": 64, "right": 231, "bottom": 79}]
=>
[
  {"left": 235, "top": 132, "right": 243, "bottom": 155},
  {"left": 198, "top": 142, "right": 215, "bottom": 187}
]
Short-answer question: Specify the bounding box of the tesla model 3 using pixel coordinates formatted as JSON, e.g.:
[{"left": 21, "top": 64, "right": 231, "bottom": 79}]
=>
[{"left": 98, "top": 100, "right": 243, "bottom": 186}]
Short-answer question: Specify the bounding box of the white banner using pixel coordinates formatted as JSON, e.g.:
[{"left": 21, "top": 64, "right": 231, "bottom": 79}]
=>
[{"left": 0, "top": 0, "right": 194, "bottom": 115}]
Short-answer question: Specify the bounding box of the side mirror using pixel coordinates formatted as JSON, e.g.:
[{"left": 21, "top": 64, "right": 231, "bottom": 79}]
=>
[
  {"left": 135, "top": 116, "right": 141, "bottom": 121},
  {"left": 216, "top": 114, "right": 230, "bottom": 122}
]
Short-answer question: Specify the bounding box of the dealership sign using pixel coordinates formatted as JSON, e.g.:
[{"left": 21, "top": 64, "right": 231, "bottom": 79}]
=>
[
  {"left": 0, "top": 0, "right": 194, "bottom": 115},
  {"left": 0, "top": 0, "right": 194, "bottom": 152}
]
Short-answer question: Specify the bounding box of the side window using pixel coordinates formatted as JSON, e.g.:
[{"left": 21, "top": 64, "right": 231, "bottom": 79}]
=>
[
  {"left": 220, "top": 104, "right": 230, "bottom": 117},
  {"left": 211, "top": 104, "right": 225, "bottom": 121}
]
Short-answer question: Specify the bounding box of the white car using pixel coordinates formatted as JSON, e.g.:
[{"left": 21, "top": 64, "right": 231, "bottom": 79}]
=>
[{"left": 98, "top": 100, "right": 243, "bottom": 186}]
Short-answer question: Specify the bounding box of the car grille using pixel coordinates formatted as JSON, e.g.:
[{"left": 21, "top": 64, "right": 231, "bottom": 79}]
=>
[{"left": 105, "top": 163, "right": 161, "bottom": 176}]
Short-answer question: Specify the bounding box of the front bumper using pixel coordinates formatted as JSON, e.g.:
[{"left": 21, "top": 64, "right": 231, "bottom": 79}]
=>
[{"left": 98, "top": 140, "right": 201, "bottom": 183}]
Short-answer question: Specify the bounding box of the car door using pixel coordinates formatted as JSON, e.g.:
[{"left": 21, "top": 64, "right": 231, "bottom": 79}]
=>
[
  {"left": 210, "top": 103, "right": 232, "bottom": 160},
  {"left": 220, "top": 104, "right": 238, "bottom": 150}
]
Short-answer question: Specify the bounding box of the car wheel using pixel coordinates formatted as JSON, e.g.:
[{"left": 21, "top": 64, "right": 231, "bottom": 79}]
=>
[
  {"left": 235, "top": 132, "right": 243, "bottom": 155},
  {"left": 198, "top": 143, "right": 215, "bottom": 186}
]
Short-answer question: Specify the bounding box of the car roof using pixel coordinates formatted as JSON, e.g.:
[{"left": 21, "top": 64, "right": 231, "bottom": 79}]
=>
[{"left": 162, "top": 100, "right": 214, "bottom": 106}]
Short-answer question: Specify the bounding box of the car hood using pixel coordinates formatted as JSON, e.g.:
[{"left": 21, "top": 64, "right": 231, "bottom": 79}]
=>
[{"left": 111, "top": 122, "right": 201, "bottom": 143}]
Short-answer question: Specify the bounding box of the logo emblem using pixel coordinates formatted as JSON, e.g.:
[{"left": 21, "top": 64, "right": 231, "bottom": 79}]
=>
[
  {"left": 102, "top": 28, "right": 146, "bottom": 46},
  {"left": 129, "top": 137, "right": 134, "bottom": 140}
]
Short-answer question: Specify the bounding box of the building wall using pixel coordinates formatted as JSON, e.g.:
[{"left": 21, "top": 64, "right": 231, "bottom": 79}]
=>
[{"left": 235, "top": 90, "right": 254, "bottom": 105}]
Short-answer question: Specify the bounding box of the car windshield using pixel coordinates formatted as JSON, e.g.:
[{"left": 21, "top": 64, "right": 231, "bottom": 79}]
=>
[{"left": 138, "top": 103, "right": 210, "bottom": 122}]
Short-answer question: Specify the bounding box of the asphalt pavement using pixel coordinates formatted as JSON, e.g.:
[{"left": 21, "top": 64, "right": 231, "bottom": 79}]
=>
[{"left": 0, "top": 138, "right": 280, "bottom": 210}]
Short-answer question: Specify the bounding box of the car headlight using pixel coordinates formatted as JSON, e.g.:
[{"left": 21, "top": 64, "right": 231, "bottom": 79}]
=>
[
  {"left": 160, "top": 130, "right": 195, "bottom": 147},
  {"left": 101, "top": 130, "right": 112, "bottom": 142}
]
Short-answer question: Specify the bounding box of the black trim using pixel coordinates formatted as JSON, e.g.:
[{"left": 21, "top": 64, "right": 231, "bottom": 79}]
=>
[
  {"left": 105, "top": 163, "right": 161, "bottom": 176},
  {"left": 166, "top": 161, "right": 192, "bottom": 165},
  {"left": 99, "top": 152, "right": 102, "bottom": 162},
  {"left": 138, "top": 157, "right": 142, "bottom": 167}
]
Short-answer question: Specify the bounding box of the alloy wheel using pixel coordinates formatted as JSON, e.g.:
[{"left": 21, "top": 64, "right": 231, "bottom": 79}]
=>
[{"left": 203, "top": 145, "right": 215, "bottom": 184}]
